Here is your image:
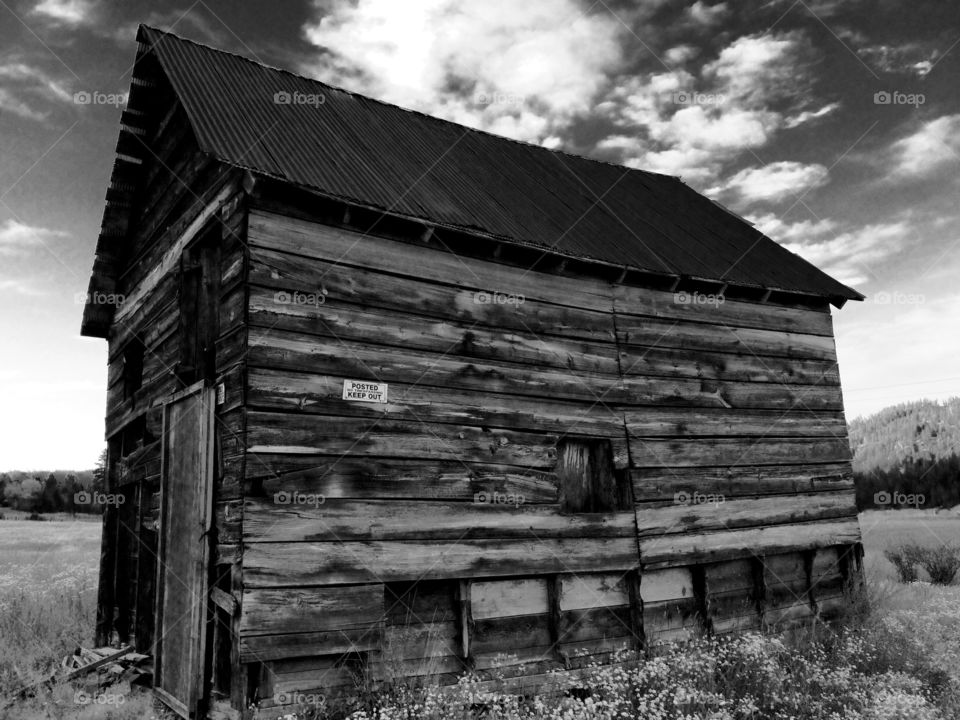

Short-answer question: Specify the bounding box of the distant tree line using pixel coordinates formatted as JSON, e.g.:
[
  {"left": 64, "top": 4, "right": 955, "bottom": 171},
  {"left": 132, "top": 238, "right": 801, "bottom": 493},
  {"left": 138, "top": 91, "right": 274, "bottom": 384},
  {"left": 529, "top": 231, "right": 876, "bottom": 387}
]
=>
[
  {"left": 0, "top": 450, "right": 106, "bottom": 515},
  {"left": 850, "top": 398, "right": 960, "bottom": 510}
]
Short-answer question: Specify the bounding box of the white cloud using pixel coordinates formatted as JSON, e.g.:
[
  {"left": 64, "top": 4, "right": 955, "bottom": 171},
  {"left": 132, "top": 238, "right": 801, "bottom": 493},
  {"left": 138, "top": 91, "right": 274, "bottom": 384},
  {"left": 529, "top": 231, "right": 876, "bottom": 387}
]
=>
[
  {"left": 685, "top": 1, "right": 728, "bottom": 27},
  {"left": 856, "top": 41, "right": 940, "bottom": 77},
  {"left": 0, "top": 278, "right": 44, "bottom": 296},
  {"left": 784, "top": 102, "right": 839, "bottom": 128},
  {"left": 0, "top": 219, "right": 68, "bottom": 255},
  {"left": 714, "top": 161, "right": 829, "bottom": 205},
  {"left": 889, "top": 115, "right": 960, "bottom": 179},
  {"left": 781, "top": 220, "right": 910, "bottom": 286},
  {"left": 751, "top": 213, "right": 838, "bottom": 245},
  {"left": 0, "top": 87, "right": 46, "bottom": 121},
  {"left": 301, "top": 0, "right": 622, "bottom": 143},
  {"left": 663, "top": 45, "right": 699, "bottom": 65},
  {"left": 703, "top": 31, "right": 812, "bottom": 108},
  {"left": 32, "top": 0, "right": 96, "bottom": 25},
  {"left": 595, "top": 31, "right": 823, "bottom": 184},
  {"left": 0, "top": 62, "right": 73, "bottom": 104}
]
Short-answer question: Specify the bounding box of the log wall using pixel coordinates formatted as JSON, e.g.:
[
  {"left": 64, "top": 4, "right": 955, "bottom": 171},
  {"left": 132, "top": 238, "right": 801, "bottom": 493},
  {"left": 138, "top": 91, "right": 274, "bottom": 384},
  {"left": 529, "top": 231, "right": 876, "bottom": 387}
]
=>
[
  {"left": 95, "top": 97, "right": 248, "bottom": 692},
  {"left": 238, "top": 207, "right": 863, "bottom": 707}
]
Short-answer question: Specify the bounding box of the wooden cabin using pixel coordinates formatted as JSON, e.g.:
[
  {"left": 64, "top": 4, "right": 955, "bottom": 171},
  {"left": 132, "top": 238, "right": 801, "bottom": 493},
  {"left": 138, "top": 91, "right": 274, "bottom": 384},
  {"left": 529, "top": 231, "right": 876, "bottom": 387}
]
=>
[{"left": 80, "top": 25, "right": 866, "bottom": 719}]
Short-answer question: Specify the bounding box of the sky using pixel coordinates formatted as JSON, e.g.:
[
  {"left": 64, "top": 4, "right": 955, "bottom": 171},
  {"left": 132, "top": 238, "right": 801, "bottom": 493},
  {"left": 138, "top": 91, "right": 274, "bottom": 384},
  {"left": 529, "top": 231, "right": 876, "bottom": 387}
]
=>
[{"left": 0, "top": 0, "right": 958, "bottom": 470}]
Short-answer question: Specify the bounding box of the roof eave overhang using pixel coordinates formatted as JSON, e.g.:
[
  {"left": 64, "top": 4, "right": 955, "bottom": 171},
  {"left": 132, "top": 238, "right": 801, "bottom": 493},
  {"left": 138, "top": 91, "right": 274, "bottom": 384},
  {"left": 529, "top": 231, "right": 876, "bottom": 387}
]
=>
[{"left": 242, "top": 169, "right": 861, "bottom": 310}]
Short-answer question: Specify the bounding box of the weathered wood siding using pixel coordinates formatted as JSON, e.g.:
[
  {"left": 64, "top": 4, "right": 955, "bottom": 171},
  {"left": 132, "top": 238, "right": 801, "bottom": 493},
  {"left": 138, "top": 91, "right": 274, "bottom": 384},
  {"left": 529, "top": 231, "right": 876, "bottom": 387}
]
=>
[
  {"left": 95, "top": 94, "right": 248, "bottom": 669},
  {"left": 239, "top": 207, "right": 861, "bottom": 698}
]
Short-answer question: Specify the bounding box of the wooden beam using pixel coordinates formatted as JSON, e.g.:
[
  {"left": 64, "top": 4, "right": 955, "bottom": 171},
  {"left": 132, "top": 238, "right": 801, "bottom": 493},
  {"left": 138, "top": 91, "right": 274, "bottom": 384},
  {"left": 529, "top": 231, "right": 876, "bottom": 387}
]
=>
[
  {"left": 627, "top": 570, "right": 644, "bottom": 652},
  {"left": 691, "top": 566, "right": 712, "bottom": 635},
  {"left": 241, "top": 170, "right": 257, "bottom": 195},
  {"left": 211, "top": 587, "right": 239, "bottom": 617},
  {"left": 547, "top": 576, "right": 562, "bottom": 663},
  {"left": 114, "top": 182, "right": 235, "bottom": 324},
  {"left": 63, "top": 646, "right": 136, "bottom": 681},
  {"left": 456, "top": 580, "right": 474, "bottom": 669}
]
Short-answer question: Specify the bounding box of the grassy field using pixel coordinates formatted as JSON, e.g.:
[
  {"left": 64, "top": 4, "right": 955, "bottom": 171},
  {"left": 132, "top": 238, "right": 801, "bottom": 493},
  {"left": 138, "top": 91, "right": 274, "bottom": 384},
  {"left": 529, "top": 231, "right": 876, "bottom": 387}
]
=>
[
  {"left": 0, "top": 515, "right": 161, "bottom": 719},
  {"left": 1, "top": 510, "right": 959, "bottom": 718}
]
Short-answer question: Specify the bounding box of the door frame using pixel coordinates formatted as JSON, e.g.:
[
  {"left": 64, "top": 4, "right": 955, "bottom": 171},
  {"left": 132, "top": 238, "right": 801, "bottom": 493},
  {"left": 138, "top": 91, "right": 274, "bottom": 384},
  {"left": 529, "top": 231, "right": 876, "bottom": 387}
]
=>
[{"left": 153, "top": 381, "right": 216, "bottom": 718}]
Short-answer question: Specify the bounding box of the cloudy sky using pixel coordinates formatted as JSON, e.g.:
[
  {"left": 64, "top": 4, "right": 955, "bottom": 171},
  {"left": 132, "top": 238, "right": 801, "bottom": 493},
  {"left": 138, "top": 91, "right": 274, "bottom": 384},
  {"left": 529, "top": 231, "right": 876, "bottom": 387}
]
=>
[{"left": 0, "top": 0, "right": 958, "bottom": 469}]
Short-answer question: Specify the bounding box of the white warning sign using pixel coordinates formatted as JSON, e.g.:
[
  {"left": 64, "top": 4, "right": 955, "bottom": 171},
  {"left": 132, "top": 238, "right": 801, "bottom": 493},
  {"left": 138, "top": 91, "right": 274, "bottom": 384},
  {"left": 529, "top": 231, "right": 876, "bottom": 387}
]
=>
[{"left": 342, "top": 379, "right": 388, "bottom": 404}]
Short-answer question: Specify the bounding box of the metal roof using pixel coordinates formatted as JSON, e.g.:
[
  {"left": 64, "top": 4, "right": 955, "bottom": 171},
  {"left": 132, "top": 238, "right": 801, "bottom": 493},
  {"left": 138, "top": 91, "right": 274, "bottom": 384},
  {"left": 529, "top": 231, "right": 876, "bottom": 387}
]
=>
[{"left": 89, "top": 24, "right": 863, "bottom": 333}]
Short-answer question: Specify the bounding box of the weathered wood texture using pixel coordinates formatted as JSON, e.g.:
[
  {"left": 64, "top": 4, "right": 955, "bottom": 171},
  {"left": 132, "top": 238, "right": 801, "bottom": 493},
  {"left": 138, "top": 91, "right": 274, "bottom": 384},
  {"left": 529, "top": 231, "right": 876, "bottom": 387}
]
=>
[
  {"left": 237, "top": 208, "right": 861, "bottom": 682},
  {"left": 95, "top": 106, "right": 249, "bottom": 669}
]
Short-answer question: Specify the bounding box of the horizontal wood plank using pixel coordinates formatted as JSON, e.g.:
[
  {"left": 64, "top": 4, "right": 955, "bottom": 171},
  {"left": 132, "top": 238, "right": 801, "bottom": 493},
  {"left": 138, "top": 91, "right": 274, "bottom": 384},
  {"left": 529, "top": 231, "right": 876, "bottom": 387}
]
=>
[
  {"left": 246, "top": 411, "right": 569, "bottom": 468},
  {"left": 640, "top": 518, "right": 862, "bottom": 568},
  {"left": 631, "top": 465, "right": 854, "bottom": 501},
  {"left": 640, "top": 568, "right": 694, "bottom": 604},
  {"left": 243, "top": 498, "right": 637, "bottom": 542},
  {"left": 243, "top": 538, "right": 641, "bottom": 587},
  {"left": 248, "top": 327, "right": 625, "bottom": 404},
  {"left": 471, "top": 578, "right": 549, "bottom": 619},
  {"left": 559, "top": 573, "right": 630, "bottom": 611},
  {"left": 248, "top": 209, "right": 615, "bottom": 312},
  {"left": 240, "top": 584, "right": 385, "bottom": 636},
  {"left": 248, "top": 285, "right": 620, "bottom": 374},
  {"left": 251, "top": 456, "right": 560, "bottom": 501},
  {"left": 618, "top": 345, "right": 839, "bottom": 385},
  {"left": 239, "top": 624, "right": 383, "bottom": 663},
  {"left": 248, "top": 367, "right": 626, "bottom": 438},
  {"left": 613, "top": 283, "right": 833, "bottom": 336},
  {"left": 620, "top": 374, "right": 844, "bottom": 411},
  {"left": 634, "top": 492, "right": 857, "bottom": 537},
  {"left": 629, "top": 436, "right": 851, "bottom": 468},
  {"left": 249, "top": 247, "right": 617, "bottom": 342},
  {"left": 617, "top": 322, "right": 837, "bottom": 362},
  {"left": 624, "top": 408, "right": 847, "bottom": 438}
]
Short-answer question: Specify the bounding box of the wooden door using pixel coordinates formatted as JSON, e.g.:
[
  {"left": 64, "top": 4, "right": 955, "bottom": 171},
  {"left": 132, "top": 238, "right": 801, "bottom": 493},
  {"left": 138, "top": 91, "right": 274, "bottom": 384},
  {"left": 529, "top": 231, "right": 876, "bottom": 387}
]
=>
[{"left": 154, "top": 383, "right": 216, "bottom": 717}]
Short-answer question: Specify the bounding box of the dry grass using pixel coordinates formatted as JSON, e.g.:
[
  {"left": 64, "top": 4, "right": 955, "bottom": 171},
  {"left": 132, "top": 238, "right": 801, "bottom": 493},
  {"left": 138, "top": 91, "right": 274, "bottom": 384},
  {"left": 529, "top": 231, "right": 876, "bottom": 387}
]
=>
[
  {"left": 2, "top": 510, "right": 960, "bottom": 719},
  {"left": 0, "top": 517, "right": 168, "bottom": 719}
]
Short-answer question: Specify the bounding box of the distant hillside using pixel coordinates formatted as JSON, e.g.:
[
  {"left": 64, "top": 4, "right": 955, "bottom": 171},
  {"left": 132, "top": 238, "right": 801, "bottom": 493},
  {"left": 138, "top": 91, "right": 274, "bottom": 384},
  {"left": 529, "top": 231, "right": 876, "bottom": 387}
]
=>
[{"left": 849, "top": 398, "right": 960, "bottom": 510}]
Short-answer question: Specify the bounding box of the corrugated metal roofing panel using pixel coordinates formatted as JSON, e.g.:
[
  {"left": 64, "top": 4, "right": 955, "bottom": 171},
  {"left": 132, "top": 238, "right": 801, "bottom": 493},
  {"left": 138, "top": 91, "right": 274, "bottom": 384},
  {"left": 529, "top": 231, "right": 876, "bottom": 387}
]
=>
[{"left": 137, "top": 25, "right": 861, "bottom": 301}]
